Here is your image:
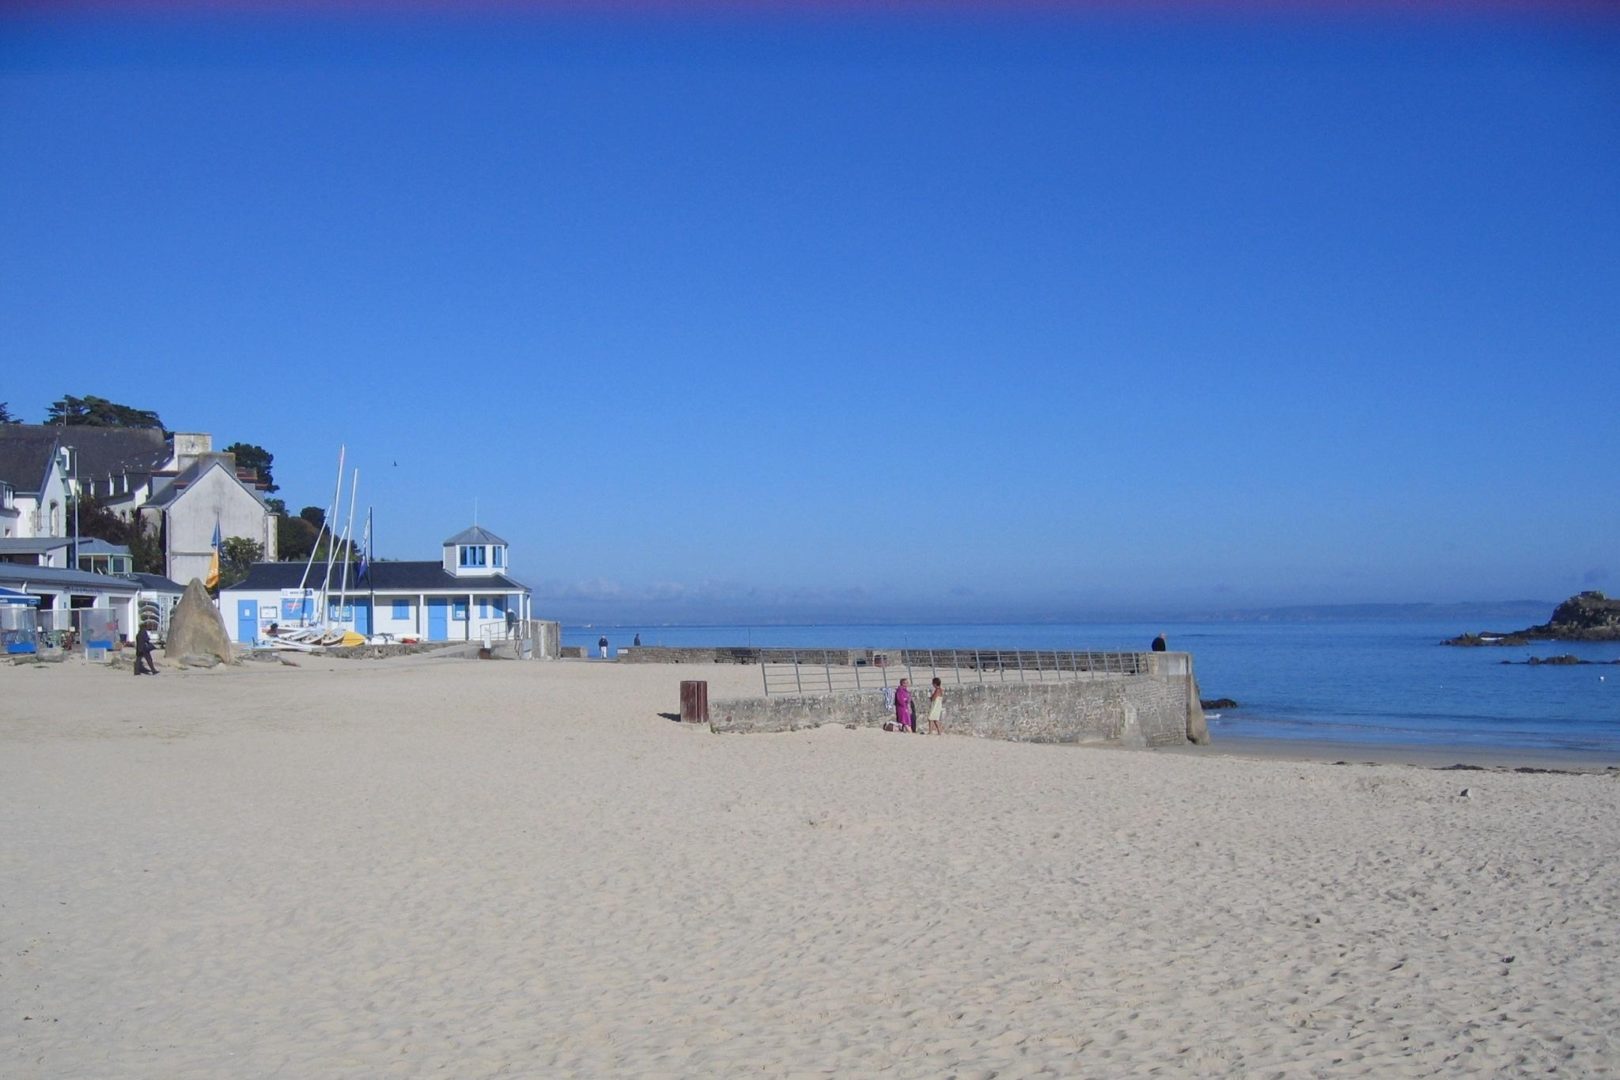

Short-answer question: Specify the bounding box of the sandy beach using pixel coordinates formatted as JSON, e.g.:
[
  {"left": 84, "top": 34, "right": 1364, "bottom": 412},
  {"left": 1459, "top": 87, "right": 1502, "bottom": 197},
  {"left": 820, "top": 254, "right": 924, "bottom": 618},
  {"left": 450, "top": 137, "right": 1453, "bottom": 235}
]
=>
[{"left": 5, "top": 653, "right": 1618, "bottom": 1078}]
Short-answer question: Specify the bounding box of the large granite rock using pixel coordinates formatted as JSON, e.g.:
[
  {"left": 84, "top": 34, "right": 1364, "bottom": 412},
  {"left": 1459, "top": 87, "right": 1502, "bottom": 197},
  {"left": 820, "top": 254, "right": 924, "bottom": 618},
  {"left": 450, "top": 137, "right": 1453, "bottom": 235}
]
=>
[
  {"left": 1444, "top": 591, "right": 1620, "bottom": 645},
  {"left": 165, "top": 578, "right": 234, "bottom": 665}
]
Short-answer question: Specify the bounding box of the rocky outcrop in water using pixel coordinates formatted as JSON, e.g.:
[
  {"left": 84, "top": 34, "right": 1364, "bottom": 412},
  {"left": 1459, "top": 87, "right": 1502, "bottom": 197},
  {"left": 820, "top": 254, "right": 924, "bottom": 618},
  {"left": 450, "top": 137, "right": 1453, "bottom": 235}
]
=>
[
  {"left": 1499, "top": 655, "right": 1620, "bottom": 666},
  {"left": 1444, "top": 591, "right": 1620, "bottom": 646}
]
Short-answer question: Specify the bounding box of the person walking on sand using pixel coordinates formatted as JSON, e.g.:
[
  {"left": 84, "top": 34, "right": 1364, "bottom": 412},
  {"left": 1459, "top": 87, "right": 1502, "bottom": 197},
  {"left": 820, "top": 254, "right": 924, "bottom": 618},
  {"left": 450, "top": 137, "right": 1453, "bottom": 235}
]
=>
[
  {"left": 598, "top": 635, "right": 609, "bottom": 659},
  {"left": 927, "top": 676, "right": 945, "bottom": 734},
  {"left": 895, "top": 678, "right": 912, "bottom": 732},
  {"left": 134, "top": 625, "right": 158, "bottom": 676}
]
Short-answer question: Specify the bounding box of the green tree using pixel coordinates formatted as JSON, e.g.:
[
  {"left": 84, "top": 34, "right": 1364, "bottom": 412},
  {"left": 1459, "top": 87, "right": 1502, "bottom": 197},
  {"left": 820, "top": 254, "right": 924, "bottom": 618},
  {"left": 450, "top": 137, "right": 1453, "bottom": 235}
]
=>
[
  {"left": 218, "top": 536, "right": 263, "bottom": 590},
  {"left": 46, "top": 395, "right": 164, "bottom": 429},
  {"left": 127, "top": 518, "right": 163, "bottom": 576},
  {"left": 277, "top": 514, "right": 320, "bottom": 562},
  {"left": 0, "top": 402, "right": 18, "bottom": 424},
  {"left": 224, "top": 442, "right": 277, "bottom": 492},
  {"left": 73, "top": 492, "right": 134, "bottom": 546}
]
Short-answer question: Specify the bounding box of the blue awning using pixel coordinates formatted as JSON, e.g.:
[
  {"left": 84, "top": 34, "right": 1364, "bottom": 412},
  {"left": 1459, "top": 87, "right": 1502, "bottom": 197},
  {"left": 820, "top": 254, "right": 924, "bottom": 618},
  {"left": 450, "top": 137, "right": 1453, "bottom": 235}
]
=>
[{"left": 0, "top": 586, "right": 40, "bottom": 606}]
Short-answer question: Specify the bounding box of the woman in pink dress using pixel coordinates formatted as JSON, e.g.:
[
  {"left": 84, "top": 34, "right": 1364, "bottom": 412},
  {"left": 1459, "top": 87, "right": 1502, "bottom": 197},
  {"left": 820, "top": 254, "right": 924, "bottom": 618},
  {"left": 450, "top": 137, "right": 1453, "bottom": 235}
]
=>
[{"left": 894, "top": 678, "right": 912, "bottom": 732}]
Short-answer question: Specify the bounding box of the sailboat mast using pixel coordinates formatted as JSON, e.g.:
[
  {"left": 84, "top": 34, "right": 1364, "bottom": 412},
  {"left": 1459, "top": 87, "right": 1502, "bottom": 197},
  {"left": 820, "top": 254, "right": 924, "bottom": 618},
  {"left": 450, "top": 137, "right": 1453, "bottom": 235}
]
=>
[
  {"left": 296, "top": 444, "right": 345, "bottom": 625},
  {"left": 337, "top": 468, "right": 359, "bottom": 619}
]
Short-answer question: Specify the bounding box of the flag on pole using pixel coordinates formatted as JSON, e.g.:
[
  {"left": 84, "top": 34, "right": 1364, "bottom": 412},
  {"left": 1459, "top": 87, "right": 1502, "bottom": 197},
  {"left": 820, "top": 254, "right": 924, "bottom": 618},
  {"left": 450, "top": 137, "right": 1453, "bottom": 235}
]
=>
[
  {"left": 205, "top": 519, "right": 222, "bottom": 589},
  {"left": 357, "top": 510, "right": 371, "bottom": 583}
]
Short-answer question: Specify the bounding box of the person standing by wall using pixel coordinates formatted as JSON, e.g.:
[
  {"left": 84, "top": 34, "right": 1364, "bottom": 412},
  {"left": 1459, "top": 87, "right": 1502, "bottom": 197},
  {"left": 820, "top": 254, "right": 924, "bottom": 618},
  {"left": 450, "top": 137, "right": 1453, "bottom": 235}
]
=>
[
  {"left": 598, "top": 634, "right": 609, "bottom": 659},
  {"left": 894, "top": 678, "right": 912, "bottom": 732},
  {"left": 1151, "top": 632, "right": 1168, "bottom": 652},
  {"left": 927, "top": 677, "right": 945, "bottom": 734}
]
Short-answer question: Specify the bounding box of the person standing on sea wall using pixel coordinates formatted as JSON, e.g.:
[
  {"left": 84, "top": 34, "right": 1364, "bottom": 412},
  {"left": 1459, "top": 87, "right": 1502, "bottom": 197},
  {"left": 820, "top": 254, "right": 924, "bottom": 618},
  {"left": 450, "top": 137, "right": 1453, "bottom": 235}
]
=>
[
  {"left": 895, "top": 678, "right": 912, "bottom": 732},
  {"left": 1151, "top": 633, "right": 1167, "bottom": 652},
  {"left": 927, "top": 677, "right": 944, "bottom": 734}
]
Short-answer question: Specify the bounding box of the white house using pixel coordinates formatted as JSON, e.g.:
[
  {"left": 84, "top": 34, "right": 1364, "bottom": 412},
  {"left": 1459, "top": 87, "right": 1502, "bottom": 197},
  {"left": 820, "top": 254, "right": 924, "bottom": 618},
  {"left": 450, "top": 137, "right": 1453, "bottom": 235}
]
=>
[
  {"left": 0, "top": 425, "right": 279, "bottom": 582},
  {"left": 0, "top": 429, "right": 71, "bottom": 540},
  {"left": 0, "top": 426, "right": 239, "bottom": 640},
  {"left": 221, "top": 526, "right": 532, "bottom": 646},
  {"left": 139, "top": 456, "right": 279, "bottom": 586}
]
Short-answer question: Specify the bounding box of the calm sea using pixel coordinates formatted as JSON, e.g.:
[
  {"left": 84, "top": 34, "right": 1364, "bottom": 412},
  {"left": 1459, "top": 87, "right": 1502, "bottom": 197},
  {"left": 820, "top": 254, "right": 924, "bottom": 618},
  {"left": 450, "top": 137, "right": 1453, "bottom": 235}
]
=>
[{"left": 565, "top": 620, "right": 1620, "bottom": 758}]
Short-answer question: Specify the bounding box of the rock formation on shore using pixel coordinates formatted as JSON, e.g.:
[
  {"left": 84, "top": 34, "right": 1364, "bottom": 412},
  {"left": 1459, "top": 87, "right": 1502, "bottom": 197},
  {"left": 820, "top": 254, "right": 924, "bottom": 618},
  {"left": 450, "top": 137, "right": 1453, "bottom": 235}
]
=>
[
  {"left": 1444, "top": 591, "right": 1620, "bottom": 646},
  {"left": 164, "top": 578, "right": 234, "bottom": 666}
]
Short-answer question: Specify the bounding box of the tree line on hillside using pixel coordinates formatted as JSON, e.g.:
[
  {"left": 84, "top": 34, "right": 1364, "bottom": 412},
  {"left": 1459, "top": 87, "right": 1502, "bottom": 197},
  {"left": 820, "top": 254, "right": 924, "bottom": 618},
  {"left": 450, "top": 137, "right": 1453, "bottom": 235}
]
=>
[{"left": 7, "top": 394, "right": 354, "bottom": 586}]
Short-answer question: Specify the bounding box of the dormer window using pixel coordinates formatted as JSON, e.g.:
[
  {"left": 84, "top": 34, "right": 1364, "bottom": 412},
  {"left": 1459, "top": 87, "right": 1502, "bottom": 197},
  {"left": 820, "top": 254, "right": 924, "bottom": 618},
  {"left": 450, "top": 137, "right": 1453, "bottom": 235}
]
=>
[{"left": 443, "top": 526, "right": 508, "bottom": 578}]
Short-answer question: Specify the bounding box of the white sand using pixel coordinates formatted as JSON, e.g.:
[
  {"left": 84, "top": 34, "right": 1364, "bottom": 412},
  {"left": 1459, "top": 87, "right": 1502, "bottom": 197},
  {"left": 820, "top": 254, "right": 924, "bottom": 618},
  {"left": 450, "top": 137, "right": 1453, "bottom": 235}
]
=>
[{"left": 4, "top": 653, "right": 1618, "bottom": 1077}]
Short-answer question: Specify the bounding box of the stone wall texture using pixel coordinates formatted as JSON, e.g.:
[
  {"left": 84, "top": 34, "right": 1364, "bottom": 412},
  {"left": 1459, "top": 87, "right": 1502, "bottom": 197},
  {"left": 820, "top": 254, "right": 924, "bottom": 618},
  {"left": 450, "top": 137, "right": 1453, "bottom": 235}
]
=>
[{"left": 710, "top": 672, "right": 1201, "bottom": 748}]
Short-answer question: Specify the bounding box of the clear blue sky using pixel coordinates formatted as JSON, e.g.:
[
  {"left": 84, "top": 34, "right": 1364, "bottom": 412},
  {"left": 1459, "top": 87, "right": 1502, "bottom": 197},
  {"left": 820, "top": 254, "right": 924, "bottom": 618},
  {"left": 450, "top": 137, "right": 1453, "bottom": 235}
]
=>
[{"left": 3, "top": 3, "right": 1616, "bottom": 621}]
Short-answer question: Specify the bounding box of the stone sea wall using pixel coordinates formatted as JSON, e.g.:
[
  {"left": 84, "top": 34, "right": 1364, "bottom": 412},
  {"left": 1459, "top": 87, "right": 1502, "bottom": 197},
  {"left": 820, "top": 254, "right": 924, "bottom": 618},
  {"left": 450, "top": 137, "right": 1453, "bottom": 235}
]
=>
[{"left": 710, "top": 672, "right": 1204, "bottom": 748}]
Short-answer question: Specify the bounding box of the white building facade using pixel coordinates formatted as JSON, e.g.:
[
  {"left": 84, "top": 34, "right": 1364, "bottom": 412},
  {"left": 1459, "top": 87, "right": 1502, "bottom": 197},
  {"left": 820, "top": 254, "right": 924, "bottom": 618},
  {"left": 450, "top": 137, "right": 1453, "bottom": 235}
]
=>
[{"left": 221, "top": 526, "right": 531, "bottom": 646}]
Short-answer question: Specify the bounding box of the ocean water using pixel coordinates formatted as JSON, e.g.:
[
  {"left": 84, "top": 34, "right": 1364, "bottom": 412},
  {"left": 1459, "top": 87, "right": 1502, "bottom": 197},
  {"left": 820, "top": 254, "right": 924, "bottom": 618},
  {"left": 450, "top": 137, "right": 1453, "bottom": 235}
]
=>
[{"left": 565, "top": 620, "right": 1620, "bottom": 758}]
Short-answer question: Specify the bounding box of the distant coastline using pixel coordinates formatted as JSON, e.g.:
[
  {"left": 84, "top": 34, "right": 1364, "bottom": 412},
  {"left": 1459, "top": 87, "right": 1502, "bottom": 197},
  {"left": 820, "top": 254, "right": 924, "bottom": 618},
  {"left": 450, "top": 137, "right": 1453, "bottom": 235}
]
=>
[{"left": 558, "top": 600, "right": 1558, "bottom": 629}]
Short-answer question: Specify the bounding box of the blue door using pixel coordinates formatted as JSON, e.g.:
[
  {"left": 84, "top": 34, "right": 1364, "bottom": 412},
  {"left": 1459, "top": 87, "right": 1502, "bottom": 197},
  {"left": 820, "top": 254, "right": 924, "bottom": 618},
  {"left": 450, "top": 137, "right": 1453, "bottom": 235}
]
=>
[
  {"left": 236, "top": 600, "right": 258, "bottom": 645},
  {"left": 355, "top": 600, "right": 371, "bottom": 636},
  {"left": 427, "top": 598, "right": 448, "bottom": 641}
]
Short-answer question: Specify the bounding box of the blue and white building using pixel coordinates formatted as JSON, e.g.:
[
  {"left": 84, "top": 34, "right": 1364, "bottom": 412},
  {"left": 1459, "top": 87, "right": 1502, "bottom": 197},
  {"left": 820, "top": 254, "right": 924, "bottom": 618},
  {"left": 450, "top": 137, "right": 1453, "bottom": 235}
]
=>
[{"left": 221, "top": 526, "right": 532, "bottom": 645}]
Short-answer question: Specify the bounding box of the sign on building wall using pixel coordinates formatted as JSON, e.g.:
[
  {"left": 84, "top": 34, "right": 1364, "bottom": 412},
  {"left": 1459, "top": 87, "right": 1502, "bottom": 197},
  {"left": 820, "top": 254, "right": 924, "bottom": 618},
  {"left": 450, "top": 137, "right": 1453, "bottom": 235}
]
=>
[{"left": 280, "top": 589, "right": 314, "bottom": 622}]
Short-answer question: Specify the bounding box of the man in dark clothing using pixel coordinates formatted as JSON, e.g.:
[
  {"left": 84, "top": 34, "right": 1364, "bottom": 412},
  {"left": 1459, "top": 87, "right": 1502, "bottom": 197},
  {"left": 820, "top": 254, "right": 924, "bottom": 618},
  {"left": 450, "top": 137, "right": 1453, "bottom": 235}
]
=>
[
  {"left": 1151, "top": 633, "right": 1168, "bottom": 653},
  {"left": 134, "top": 626, "right": 158, "bottom": 675}
]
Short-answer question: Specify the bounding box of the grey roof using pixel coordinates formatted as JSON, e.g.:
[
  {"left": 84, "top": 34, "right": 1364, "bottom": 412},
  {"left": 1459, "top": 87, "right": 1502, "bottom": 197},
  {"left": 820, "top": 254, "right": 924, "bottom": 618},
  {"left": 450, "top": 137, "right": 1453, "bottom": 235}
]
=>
[
  {"left": 0, "top": 565, "right": 142, "bottom": 593},
  {"left": 76, "top": 538, "right": 131, "bottom": 556},
  {"left": 0, "top": 428, "right": 59, "bottom": 494},
  {"left": 0, "top": 424, "right": 172, "bottom": 488},
  {"left": 444, "top": 525, "right": 508, "bottom": 546},
  {"left": 119, "top": 572, "right": 184, "bottom": 594},
  {"left": 0, "top": 537, "right": 72, "bottom": 555},
  {"left": 226, "top": 560, "right": 529, "bottom": 594},
  {"left": 44, "top": 425, "right": 169, "bottom": 477},
  {"left": 144, "top": 458, "right": 267, "bottom": 509}
]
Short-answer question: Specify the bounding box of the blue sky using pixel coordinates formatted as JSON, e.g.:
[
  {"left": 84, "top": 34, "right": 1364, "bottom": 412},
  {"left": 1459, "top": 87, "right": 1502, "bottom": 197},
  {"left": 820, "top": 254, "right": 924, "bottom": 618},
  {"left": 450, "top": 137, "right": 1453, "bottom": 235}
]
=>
[{"left": 2, "top": 4, "right": 1617, "bottom": 621}]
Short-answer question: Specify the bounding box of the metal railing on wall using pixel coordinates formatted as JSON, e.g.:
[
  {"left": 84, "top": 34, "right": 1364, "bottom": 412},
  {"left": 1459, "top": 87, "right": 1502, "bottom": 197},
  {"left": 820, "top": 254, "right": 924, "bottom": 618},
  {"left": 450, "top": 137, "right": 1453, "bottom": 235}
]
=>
[{"left": 760, "top": 649, "right": 1151, "bottom": 697}]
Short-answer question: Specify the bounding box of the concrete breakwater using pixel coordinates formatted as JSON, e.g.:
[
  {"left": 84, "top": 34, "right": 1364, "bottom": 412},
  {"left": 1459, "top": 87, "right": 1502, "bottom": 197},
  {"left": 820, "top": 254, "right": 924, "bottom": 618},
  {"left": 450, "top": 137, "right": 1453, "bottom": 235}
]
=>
[
  {"left": 705, "top": 652, "right": 1209, "bottom": 748},
  {"left": 621, "top": 646, "right": 887, "bottom": 665}
]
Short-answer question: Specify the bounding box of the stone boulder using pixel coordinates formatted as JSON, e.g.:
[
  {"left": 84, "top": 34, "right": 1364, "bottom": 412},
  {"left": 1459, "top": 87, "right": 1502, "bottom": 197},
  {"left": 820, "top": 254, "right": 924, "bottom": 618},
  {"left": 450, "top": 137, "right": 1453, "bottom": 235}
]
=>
[{"left": 164, "top": 578, "right": 233, "bottom": 665}]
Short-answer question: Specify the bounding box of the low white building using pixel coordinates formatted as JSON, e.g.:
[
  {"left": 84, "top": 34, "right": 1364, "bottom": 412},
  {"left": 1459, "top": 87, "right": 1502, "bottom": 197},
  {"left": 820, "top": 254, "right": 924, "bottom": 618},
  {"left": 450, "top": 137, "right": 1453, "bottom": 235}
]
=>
[
  {"left": 0, "top": 564, "right": 143, "bottom": 640},
  {"left": 221, "top": 526, "right": 532, "bottom": 646}
]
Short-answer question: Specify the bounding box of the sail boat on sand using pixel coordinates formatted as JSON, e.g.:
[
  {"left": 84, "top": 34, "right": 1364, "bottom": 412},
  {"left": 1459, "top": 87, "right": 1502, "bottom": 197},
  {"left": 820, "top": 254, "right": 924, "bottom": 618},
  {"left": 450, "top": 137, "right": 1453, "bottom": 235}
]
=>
[{"left": 267, "top": 446, "right": 372, "bottom": 650}]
